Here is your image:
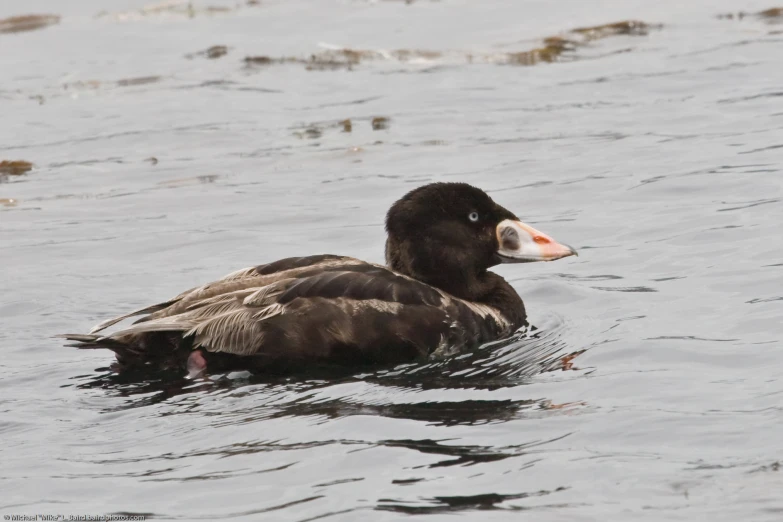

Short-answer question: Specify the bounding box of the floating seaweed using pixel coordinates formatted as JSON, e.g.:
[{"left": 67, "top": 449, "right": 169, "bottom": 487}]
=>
[
  {"left": 63, "top": 80, "right": 102, "bottom": 91},
  {"left": 293, "top": 126, "right": 323, "bottom": 140},
  {"left": 98, "top": 1, "right": 250, "bottom": 21},
  {"left": 292, "top": 117, "right": 389, "bottom": 139},
  {"left": 504, "top": 21, "right": 657, "bottom": 66},
  {"left": 0, "top": 14, "right": 60, "bottom": 34},
  {"left": 372, "top": 117, "right": 390, "bottom": 130},
  {"left": 717, "top": 7, "right": 783, "bottom": 21},
  {"left": 505, "top": 36, "right": 579, "bottom": 65},
  {"left": 571, "top": 20, "right": 654, "bottom": 39},
  {"left": 244, "top": 20, "right": 658, "bottom": 72},
  {"left": 245, "top": 50, "right": 377, "bottom": 71},
  {"left": 116, "top": 76, "right": 161, "bottom": 87},
  {"left": 305, "top": 49, "right": 381, "bottom": 71},
  {"left": 717, "top": 12, "right": 746, "bottom": 20},
  {"left": 390, "top": 49, "right": 443, "bottom": 62},
  {"left": 244, "top": 55, "right": 276, "bottom": 66},
  {"left": 158, "top": 175, "right": 218, "bottom": 188},
  {"left": 186, "top": 45, "right": 229, "bottom": 59},
  {"left": 60, "top": 76, "right": 160, "bottom": 94},
  {"left": 759, "top": 7, "right": 783, "bottom": 18},
  {"left": 0, "top": 161, "right": 33, "bottom": 175}
]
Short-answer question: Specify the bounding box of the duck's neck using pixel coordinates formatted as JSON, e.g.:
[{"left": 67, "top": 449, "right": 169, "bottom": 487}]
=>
[
  {"left": 386, "top": 238, "right": 527, "bottom": 328},
  {"left": 474, "top": 271, "right": 527, "bottom": 328}
]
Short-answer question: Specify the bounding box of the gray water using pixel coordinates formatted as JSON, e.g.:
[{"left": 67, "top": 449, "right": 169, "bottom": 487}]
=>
[{"left": 2, "top": 1, "right": 782, "bottom": 520}]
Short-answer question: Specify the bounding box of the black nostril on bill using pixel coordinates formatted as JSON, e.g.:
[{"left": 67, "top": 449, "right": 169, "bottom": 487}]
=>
[{"left": 500, "top": 226, "right": 520, "bottom": 251}]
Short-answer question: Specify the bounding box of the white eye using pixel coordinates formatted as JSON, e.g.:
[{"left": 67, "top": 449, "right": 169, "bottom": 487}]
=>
[{"left": 468, "top": 211, "right": 479, "bottom": 222}]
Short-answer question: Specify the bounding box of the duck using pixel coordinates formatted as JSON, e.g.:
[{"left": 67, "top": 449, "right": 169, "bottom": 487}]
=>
[{"left": 62, "top": 182, "right": 576, "bottom": 376}]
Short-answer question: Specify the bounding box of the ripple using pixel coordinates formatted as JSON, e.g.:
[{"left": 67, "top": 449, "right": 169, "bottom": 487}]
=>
[
  {"left": 645, "top": 335, "right": 740, "bottom": 342},
  {"left": 717, "top": 198, "right": 780, "bottom": 212},
  {"left": 746, "top": 296, "right": 783, "bottom": 304},
  {"left": 591, "top": 286, "right": 658, "bottom": 292}
]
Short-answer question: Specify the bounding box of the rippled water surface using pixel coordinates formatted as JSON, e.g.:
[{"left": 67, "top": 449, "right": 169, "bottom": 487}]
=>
[{"left": 2, "top": 0, "right": 782, "bottom": 520}]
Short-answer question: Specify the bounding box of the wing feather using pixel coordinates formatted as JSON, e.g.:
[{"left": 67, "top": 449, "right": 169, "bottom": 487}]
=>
[
  {"left": 187, "top": 309, "right": 269, "bottom": 356},
  {"left": 88, "top": 301, "right": 176, "bottom": 334},
  {"left": 81, "top": 255, "right": 511, "bottom": 361}
]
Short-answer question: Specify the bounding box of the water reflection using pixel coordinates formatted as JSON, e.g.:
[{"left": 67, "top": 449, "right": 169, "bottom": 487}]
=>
[
  {"left": 267, "top": 398, "right": 539, "bottom": 427},
  {"left": 377, "top": 488, "right": 571, "bottom": 514},
  {"left": 382, "top": 432, "right": 572, "bottom": 468}
]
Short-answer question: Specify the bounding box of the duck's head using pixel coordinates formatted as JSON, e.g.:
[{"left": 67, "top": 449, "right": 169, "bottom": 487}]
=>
[{"left": 385, "top": 182, "right": 576, "bottom": 298}]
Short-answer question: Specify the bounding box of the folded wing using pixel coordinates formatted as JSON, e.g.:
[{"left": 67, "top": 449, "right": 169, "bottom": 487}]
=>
[{"left": 81, "top": 255, "right": 511, "bottom": 365}]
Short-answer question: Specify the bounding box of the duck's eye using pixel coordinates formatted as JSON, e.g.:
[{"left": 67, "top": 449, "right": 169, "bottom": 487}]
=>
[{"left": 468, "top": 212, "right": 479, "bottom": 223}]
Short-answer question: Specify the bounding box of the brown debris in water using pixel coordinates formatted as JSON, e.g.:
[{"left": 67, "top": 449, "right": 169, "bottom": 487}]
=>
[
  {"left": 116, "top": 76, "right": 161, "bottom": 87},
  {"left": 371, "top": 117, "right": 390, "bottom": 131},
  {"left": 571, "top": 20, "right": 654, "bottom": 39},
  {"left": 504, "top": 20, "right": 657, "bottom": 66},
  {"left": 245, "top": 19, "right": 657, "bottom": 71},
  {"left": 293, "top": 118, "right": 371, "bottom": 138},
  {"left": 718, "top": 7, "right": 783, "bottom": 21},
  {"left": 0, "top": 198, "right": 18, "bottom": 207},
  {"left": 98, "top": 1, "right": 249, "bottom": 21},
  {"left": 159, "top": 175, "right": 218, "bottom": 188},
  {"left": 244, "top": 47, "right": 448, "bottom": 71},
  {"left": 245, "top": 50, "right": 378, "bottom": 71},
  {"left": 507, "top": 36, "right": 578, "bottom": 65},
  {"left": 245, "top": 47, "right": 443, "bottom": 71},
  {"left": 0, "top": 14, "right": 60, "bottom": 34},
  {"left": 0, "top": 161, "right": 33, "bottom": 175},
  {"left": 61, "top": 76, "right": 160, "bottom": 92},
  {"left": 541, "top": 400, "right": 587, "bottom": 411},
  {"left": 244, "top": 55, "right": 276, "bottom": 66},
  {"left": 759, "top": 7, "right": 783, "bottom": 18},
  {"left": 63, "top": 80, "right": 101, "bottom": 91},
  {"left": 305, "top": 49, "right": 380, "bottom": 71},
  {"left": 390, "top": 49, "right": 443, "bottom": 61},
  {"left": 293, "top": 126, "right": 323, "bottom": 139},
  {"left": 187, "top": 45, "right": 229, "bottom": 60}
]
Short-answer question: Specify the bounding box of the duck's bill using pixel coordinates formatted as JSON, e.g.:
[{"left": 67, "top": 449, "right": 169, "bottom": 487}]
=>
[{"left": 495, "top": 219, "right": 578, "bottom": 263}]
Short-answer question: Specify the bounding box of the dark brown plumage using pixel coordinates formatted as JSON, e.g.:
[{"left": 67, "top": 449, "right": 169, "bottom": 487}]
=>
[{"left": 61, "top": 183, "right": 577, "bottom": 375}]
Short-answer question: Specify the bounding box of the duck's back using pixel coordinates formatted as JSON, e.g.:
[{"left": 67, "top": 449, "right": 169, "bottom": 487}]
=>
[{"left": 66, "top": 255, "right": 514, "bottom": 371}]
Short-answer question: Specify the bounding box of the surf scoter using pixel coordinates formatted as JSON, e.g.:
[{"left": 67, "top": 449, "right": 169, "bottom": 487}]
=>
[{"left": 62, "top": 182, "right": 576, "bottom": 375}]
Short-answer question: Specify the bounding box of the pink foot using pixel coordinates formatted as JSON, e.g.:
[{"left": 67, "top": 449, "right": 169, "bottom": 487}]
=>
[{"left": 187, "top": 350, "right": 208, "bottom": 379}]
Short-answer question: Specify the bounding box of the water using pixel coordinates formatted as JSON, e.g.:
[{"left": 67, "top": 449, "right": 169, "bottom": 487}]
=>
[{"left": 2, "top": 0, "right": 782, "bottom": 519}]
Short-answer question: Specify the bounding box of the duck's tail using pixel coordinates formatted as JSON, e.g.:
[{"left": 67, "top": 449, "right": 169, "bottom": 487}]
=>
[
  {"left": 56, "top": 333, "right": 129, "bottom": 350},
  {"left": 58, "top": 330, "right": 190, "bottom": 372}
]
